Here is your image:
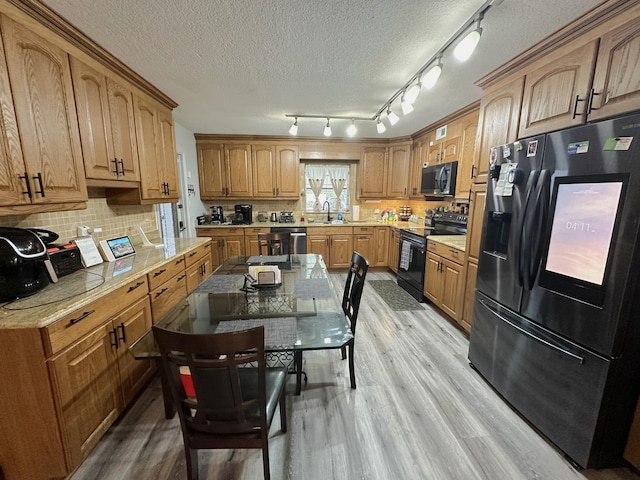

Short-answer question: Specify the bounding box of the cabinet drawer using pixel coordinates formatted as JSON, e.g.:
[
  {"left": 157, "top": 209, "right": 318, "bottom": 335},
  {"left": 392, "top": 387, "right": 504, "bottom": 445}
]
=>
[
  {"left": 427, "top": 241, "right": 464, "bottom": 265},
  {"left": 308, "top": 226, "right": 353, "bottom": 235},
  {"left": 150, "top": 271, "right": 188, "bottom": 322},
  {"left": 198, "top": 227, "right": 244, "bottom": 236},
  {"left": 42, "top": 276, "right": 149, "bottom": 356},
  {"left": 244, "top": 226, "right": 271, "bottom": 235},
  {"left": 147, "top": 256, "right": 186, "bottom": 290},
  {"left": 184, "top": 243, "right": 211, "bottom": 268},
  {"left": 353, "top": 226, "right": 374, "bottom": 234}
]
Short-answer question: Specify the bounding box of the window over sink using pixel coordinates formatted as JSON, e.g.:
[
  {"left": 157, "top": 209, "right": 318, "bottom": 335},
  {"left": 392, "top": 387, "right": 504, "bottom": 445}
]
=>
[{"left": 304, "top": 162, "right": 352, "bottom": 212}]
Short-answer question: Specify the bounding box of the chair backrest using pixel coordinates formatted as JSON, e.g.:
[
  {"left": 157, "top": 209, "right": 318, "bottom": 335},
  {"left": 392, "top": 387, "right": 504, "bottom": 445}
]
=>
[
  {"left": 342, "top": 251, "right": 369, "bottom": 335},
  {"left": 152, "top": 325, "right": 268, "bottom": 436},
  {"left": 258, "top": 232, "right": 292, "bottom": 256}
]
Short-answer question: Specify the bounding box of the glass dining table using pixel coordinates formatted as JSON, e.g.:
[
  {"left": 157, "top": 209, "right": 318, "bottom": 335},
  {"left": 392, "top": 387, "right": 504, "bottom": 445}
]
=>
[{"left": 130, "top": 254, "right": 352, "bottom": 407}]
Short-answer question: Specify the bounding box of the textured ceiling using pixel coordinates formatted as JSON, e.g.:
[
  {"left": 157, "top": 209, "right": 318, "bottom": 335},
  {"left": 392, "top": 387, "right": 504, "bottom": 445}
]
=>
[{"left": 42, "top": 0, "right": 604, "bottom": 138}]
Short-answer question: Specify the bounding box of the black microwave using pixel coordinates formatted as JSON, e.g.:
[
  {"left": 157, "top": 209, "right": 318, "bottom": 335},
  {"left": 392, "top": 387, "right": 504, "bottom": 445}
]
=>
[{"left": 420, "top": 161, "right": 458, "bottom": 196}]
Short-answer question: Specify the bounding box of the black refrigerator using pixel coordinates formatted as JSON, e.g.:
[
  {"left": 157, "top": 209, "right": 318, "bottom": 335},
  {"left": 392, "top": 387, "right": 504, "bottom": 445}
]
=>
[{"left": 468, "top": 113, "right": 640, "bottom": 469}]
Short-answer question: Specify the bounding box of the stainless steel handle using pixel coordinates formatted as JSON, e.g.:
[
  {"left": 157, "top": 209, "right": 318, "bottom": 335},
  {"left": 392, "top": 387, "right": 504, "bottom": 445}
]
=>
[{"left": 479, "top": 299, "right": 584, "bottom": 364}]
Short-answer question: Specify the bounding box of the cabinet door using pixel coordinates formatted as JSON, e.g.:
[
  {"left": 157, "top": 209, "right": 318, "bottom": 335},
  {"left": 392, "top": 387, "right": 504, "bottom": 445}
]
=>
[
  {"left": 115, "top": 296, "right": 154, "bottom": 405},
  {"left": 0, "top": 26, "right": 26, "bottom": 206},
  {"left": 353, "top": 234, "right": 373, "bottom": 265},
  {"left": 49, "top": 320, "right": 121, "bottom": 469},
  {"left": 106, "top": 77, "right": 139, "bottom": 180},
  {"left": 409, "top": 138, "right": 427, "bottom": 198},
  {"left": 519, "top": 41, "right": 597, "bottom": 138},
  {"left": 466, "top": 183, "right": 487, "bottom": 263},
  {"left": 441, "top": 136, "right": 460, "bottom": 164},
  {"left": 474, "top": 76, "right": 524, "bottom": 185},
  {"left": 2, "top": 16, "right": 87, "bottom": 204},
  {"left": 198, "top": 143, "right": 225, "bottom": 198},
  {"left": 70, "top": 57, "right": 115, "bottom": 180},
  {"left": 388, "top": 229, "right": 400, "bottom": 273},
  {"left": 461, "top": 259, "right": 478, "bottom": 333},
  {"left": 374, "top": 227, "right": 389, "bottom": 266},
  {"left": 424, "top": 252, "right": 442, "bottom": 302},
  {"left": 252, "top": 144, "right": 276, "bottom": 197},
  {"left": 428, "top": 141, "right": 441, "bottom": 165},
  {"left": 133, "top": 95, "right": 163, "bottom": 199},
  {"left": 157, "top": 106, "right": 179, "bottom": 200},
  {"left": 386, "top": 145, "right": 411, "bottom": 198},
  {"left": 275, "top": 145, "right": 299, "bottom": 198},
  {"left": 210, "top": 238, "right": 225, "bottom": 270},
  {"left": 358, "top": 147, "right": 387, "bottom": 198},
  {"left": 456, "top": 111, "right": 479, "bottom": 200},
  {"left": 307, "top": 235, "right": 330, "bottom": 263},
  {"left": 226, "top": 144, "right": 253, "bottom": 197},
  {"left": 329, "top": 234, "right": 353, "bottom": 268},
  {"left": 440, "top": 259, "right": 463, "bottom": 320},
  {"left": 223, "top": 236, "right": 245, "bottom": 260},
  {"left": 590, "top": 17, "right": 640, "bottom": 121}
]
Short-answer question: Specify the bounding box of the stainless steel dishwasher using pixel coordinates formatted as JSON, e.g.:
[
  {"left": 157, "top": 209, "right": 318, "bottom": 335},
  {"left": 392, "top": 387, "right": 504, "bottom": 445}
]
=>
[{"left": 270, "top": 226, "right": 307, "bottom": 253}]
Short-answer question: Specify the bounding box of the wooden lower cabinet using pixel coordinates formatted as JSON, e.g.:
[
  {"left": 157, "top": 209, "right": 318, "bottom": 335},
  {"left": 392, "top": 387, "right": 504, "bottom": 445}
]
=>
[
  {"left": 424, "top": 242, "right": 465, "bottom": 322},
  {"left": 185, "top": 243, "right": 213, "bottom": 294},
  {"left": 306, "top": 227, "right": 353, "bottom": 268},
  {"left": 353, "top": 226, "right": 388, "bottom": 267},
  {"left": 198, "top": 227, "right": 245, "bottom": 270},
  {"left": 243, "top": 226, "right": 271, "bottom": 257},
  {"left": 460, "top": 260, "right": 478, "bottom": 333},
  {"left": 150, "top": 270, "right": 188, "bottom": 321},
  {"left": 388, "top": 228, "right": 400, "bottom": 273}
]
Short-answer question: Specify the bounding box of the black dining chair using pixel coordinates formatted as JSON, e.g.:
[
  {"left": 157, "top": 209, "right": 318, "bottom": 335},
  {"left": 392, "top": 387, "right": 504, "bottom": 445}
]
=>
[
  {"left": 152, "top": 325, "right": 287, "bottom": 480},
  {"left": 341, "top": 251, "right": 369, "bottom": 389},
  {"left": 258, "top": 232, "right": 292, "bottom": 256}
]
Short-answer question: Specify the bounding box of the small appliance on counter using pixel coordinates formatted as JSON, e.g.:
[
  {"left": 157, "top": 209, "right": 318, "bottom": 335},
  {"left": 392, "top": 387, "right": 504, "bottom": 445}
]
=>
[
  {"left": 234, "top": 204, "right": 252, "bottom": 224},
  {"left": 210, "top": 206, "right": 225, "bottom": 224},
  {"left": 47, "top": 243, "right": 82, "bottom": 277},
  {"left": 257, "top": 211, "right": 268, "bottom": 222},
  {"left": 399, "top": 205, "right": 411, "bottom": 221},
  {"left": 0, "top": 227, "right": 58, "bottom": 302},
  {"left": 197, "top": 215, "right": 207, "bottom": 225},
  {"left": 279, "top": 211, "right": 294, "bottom": 223}
]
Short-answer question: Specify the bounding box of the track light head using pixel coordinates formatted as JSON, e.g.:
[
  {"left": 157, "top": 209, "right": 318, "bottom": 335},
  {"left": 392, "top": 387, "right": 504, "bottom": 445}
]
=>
[
  {"left": 401, "top": 92, "right": 414, "bottom": 115},
  {"left": 386, "top": 107, "right": 400, "bottom": 126},
  {"left": 422, "top": 59, "right": 443, "bottom": 89},
  {"left": 376, "top": 116, "right": 386, "bottom": 134},
  {"left": 323, "top": 118, "right": 332, "bottom": 136},
  {"left": 288, "top": 117, "right": 298, "bottom": 135},
  {"left": 346, "top": 119, "right": 357, "bottom": 137},
  {"left": 454, "top": 19, "right": 482, "bottom": 61}
]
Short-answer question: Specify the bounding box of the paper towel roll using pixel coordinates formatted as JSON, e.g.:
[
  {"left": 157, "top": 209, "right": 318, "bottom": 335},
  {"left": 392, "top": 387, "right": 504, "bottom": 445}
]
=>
[{"left": 352, "top": 205, "right": 360, "bottom": 221}]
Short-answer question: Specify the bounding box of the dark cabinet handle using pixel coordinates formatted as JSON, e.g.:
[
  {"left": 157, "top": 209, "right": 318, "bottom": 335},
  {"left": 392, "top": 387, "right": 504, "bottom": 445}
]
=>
[
  {"left": 471, "top": 165, "right": 477, "bottom": 179},
  {"left": 33, "top": 172, "right": 45, "bottom": 197},
  {"left": 127, "top": 281, "right": 145, "bottom": 292},
  {"left": 117, "top": 322, "right": 126, "bottom": 342},
  {"left": 176, "top": 257, "right": 185, "bottom": 264},
  {"left": 119, "top": 159, "right": 125, "bottom": 176},
  {"left": 178, "top": 274, "right": 186, "bottom": 281},
  {"left": 155, "top": 287, "right": 168, "bottom": 298},
  {"left": 188, "top": 251, "right": 197, "bottom": 257},
  {"left": 19, "top": 172, "right": 32, "bottom": 197},
  {"left": 68, "top": 309, "right": 95, "bottom": 325},
  {"left": 153, "top": 269, "right": 166, "bottom": 277},
  {"left": 587, "top": 88, "right": 600, "bottom": 115},
  {"left": 110, "top": 328, "right": 119, "bottom": 349},
  {"left": 112, "top": 158, "right": 119, "bottom": 175},
  {"left": 572, "top": 94, "right": 587, "bottom": 119}
]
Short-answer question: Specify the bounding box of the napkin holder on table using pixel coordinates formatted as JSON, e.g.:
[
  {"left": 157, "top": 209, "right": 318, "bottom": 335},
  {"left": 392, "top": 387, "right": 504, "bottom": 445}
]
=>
[{"left": 248, "top": 265, "right": 281, "bottom": 285}]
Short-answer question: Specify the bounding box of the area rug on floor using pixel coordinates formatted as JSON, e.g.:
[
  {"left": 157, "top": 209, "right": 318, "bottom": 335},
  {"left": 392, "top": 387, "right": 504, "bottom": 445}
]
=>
[{"left": 368, "top": 280, "right": 425, "bottom": 311}]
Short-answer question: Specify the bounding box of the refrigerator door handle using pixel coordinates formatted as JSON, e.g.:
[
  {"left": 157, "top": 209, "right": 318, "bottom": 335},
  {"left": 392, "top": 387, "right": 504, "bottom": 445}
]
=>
[
  {"left": 521, "top": 169, "right": 551, "bottom": 290},
  {"left": 479, "top": 299, "right": 585, "bottom": 364},
  {"left": 516, "top": 170, "right": 540, "bottom": 287}
]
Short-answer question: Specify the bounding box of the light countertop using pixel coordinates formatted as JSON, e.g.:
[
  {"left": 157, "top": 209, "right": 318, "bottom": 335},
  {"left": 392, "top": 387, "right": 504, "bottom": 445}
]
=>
[
  {"left": 0, "top": 237, "right": 209, "bottom": 330},
  {"left": 196, "top": 220, "right": 424, "bottom": 230},
  {"left": 427, "top": 235, "right": 467, "bottom": 251}
]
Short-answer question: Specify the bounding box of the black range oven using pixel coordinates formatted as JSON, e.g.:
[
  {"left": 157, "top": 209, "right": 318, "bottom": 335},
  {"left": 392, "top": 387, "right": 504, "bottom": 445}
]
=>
[{"left": 397, "top": 212, "right": 467, "bottom": 302}]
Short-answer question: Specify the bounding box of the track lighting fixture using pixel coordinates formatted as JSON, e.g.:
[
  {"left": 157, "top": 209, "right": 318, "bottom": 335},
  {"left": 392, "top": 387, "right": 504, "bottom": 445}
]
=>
[
  {"left": 284, "top": 2, "right": 497, "bottom": 136},
  {"left": 323, "top": 118, "right": 332, "bottom": 136},
  {"left": 288, "top": 117, "right": 298, "bottom": 135},
  {"left": 386, "top": 107, "right": 399, "bottom": 126},
  {"left": 346, "top": 119, "right": 357, "bottom": 137},
  {"left": 454, "top": 18, "right": 483, "bottom": 62}
]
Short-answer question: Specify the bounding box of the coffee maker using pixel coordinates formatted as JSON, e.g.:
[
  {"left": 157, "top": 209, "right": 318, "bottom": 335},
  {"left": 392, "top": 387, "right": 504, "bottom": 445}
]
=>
[
  {"left": 210, "top": 206, "right": 224, "bottom": 224},
  {"left": 0, "top": 227, "right": 58, "bottom": 302},
  {"left": 234, "top": 204, "right": 252, "bottom": 224}
]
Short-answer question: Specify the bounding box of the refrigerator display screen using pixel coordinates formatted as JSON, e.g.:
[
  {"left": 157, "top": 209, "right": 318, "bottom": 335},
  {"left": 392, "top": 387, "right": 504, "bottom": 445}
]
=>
[{"left": 545, "top": 181, "right": 623, "bottom": 285}]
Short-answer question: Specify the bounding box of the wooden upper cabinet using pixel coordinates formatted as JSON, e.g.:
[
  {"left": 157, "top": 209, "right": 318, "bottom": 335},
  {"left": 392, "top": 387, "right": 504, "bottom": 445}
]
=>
[
  {"left": 133, "top": 95, "right": 178, "bottom": 201},
  {"left": 409, "top": 136, "right": 427, "bottom": 198},
  {"left": 386, "top": 144, "right": 411, "bottom": 198},
  {"left": 106, "top": 77, "right": 139, "bottom": 180},
  {"left": 252, "top": 144, "right": 276, "bottom": 197},
  {"left": 198, "top": 143, "right": 224, "bottom": 198},
  {"left": 226, "top": 144, "right": 253, "bottom": 197},
  {"left": 252, "top": 144, "right": 299, "bottom": 199},
  {"left": 358, "top": 147, "right": 387, "bottom": 198},
  {"left": 71, "top": 58, "right": 139, "bottom": 182},
  {"left": 1, "top": 15, "right": 87, "bottom": 205},
  {"left": 590, "top": 16, "right": 640, "bottom": 121},
  {"left": 275, "top": 145, "right": 299, "bottom": 198},
  {"left": 518, "top": 40, "right": 598, "bottom": 138},
  {"left": 456, "top": 110, "right": 479, "bottom": 200},
  {"left": 466, "top": 183, "right": 487, "bottom": 263},
  {"left": 473, "top": 76, "right": 524, "bottom": 185}
]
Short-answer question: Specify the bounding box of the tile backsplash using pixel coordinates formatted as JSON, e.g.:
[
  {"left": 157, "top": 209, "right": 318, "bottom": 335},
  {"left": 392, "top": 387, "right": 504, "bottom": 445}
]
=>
[{"left": 0, "top": 189, "right": 158, "bottom": 245}]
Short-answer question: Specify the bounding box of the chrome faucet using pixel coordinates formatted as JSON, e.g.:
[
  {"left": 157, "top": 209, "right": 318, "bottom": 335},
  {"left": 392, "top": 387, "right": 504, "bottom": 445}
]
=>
[{"left": 322, "top": 200, "right": 332, "bottom": 222}]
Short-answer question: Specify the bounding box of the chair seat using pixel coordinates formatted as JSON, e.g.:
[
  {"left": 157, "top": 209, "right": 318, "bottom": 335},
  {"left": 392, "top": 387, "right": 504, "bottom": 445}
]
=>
[{"left": 238, "top": 367, "right": 288, "bottom": 425}]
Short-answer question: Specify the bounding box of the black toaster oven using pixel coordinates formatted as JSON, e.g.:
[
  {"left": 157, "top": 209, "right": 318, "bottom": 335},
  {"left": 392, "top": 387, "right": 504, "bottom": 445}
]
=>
[{"left": 47, "top": 244, "right": 82, "bottom": 277}]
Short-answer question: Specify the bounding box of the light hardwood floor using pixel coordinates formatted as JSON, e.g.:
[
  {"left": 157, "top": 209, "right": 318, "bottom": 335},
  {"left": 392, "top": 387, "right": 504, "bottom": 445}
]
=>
[{"left": 72, "top": 271, "right": 640, "bottom": 480}]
